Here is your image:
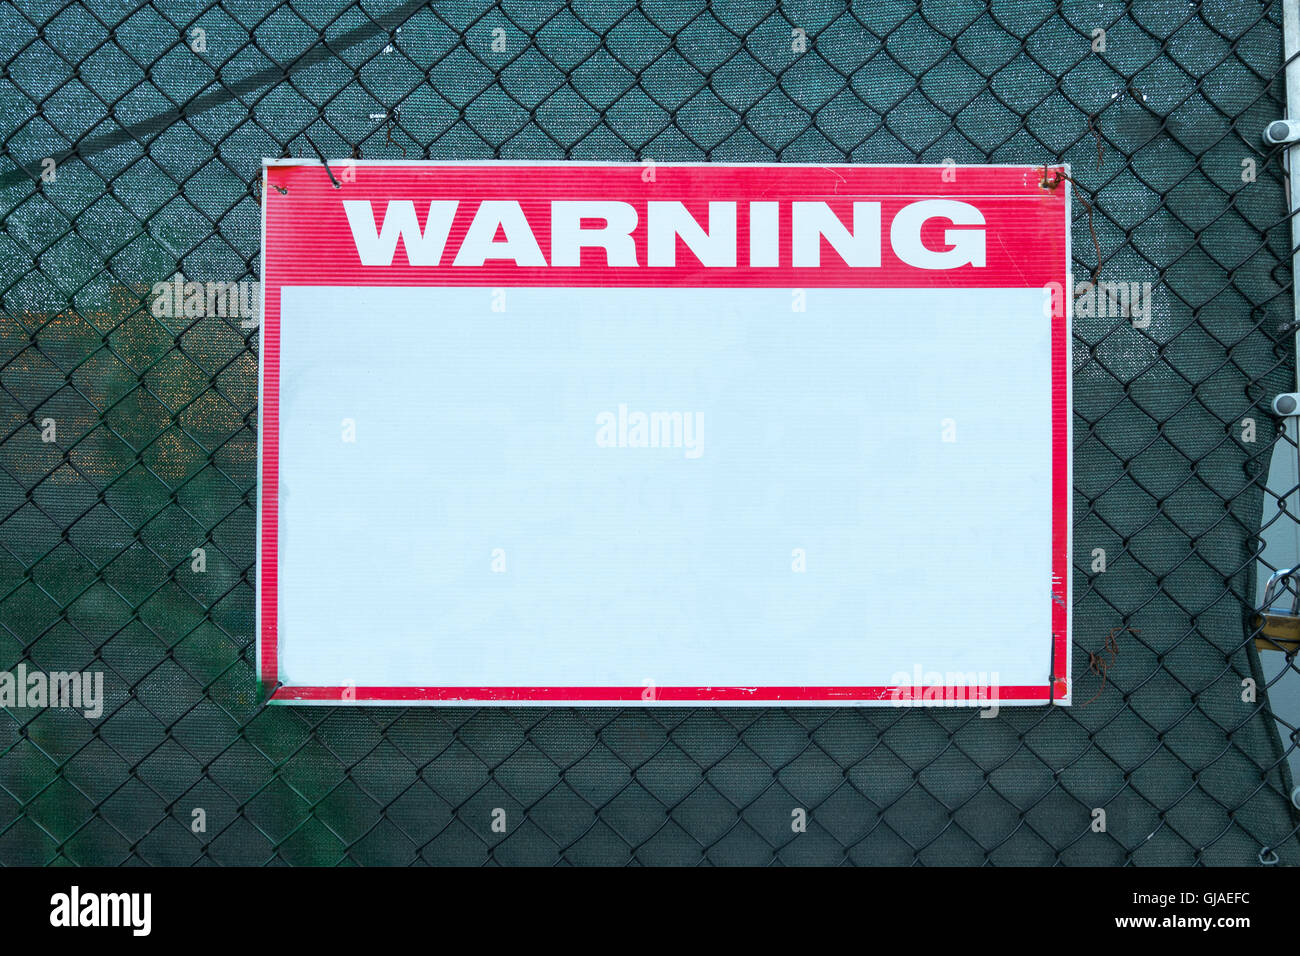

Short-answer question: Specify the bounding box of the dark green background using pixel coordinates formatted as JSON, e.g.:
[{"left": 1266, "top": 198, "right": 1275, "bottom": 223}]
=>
[{"left": 1, "top": 0, "right": 1297, "bottom": 864}]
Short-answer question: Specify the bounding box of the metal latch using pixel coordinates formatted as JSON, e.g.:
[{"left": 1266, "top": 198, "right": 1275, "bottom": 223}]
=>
[{"left": 1254, "top": 568, "right": 1300, "bottom": 652}]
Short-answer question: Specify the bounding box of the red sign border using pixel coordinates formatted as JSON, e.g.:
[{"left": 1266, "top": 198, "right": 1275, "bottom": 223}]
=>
[{"left": 256, "top": 160, "right": 1072, "bottom": 707}]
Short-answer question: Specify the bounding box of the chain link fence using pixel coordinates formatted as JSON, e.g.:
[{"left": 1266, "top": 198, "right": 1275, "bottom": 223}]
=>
[{"left": 1, "top": 0, "right": 1299, "bottom": 865}]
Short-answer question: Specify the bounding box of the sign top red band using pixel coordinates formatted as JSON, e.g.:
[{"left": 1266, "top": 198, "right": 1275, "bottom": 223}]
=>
[{"left": 263, "top": 162, "right": 1068, "bottom": 290}]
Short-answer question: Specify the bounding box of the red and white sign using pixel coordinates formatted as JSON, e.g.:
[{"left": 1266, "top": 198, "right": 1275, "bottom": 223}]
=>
[{"left": 259, "top": 161, "right": 1071, "bottom": 706}]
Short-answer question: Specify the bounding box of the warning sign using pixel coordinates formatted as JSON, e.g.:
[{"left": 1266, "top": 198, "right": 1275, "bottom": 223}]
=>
[{"left": 258, "top": 161, "right": 1071, "bottom": 706}]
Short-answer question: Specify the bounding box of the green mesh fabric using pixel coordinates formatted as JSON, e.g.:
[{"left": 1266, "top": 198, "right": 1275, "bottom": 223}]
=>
[{"left": 1, "top": 0, "right": 1298, "bottom": 865}]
